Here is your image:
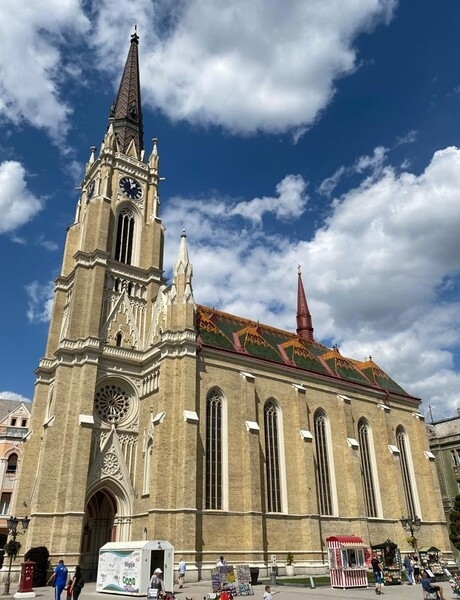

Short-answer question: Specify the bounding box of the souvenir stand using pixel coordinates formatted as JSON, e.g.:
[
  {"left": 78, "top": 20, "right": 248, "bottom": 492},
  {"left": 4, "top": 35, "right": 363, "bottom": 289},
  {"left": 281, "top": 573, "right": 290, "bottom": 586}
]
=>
[
  {"left": 209, "top": 565, "right": 254, "bottom": 597},
  {"left": 371, "top": 540, "right": 402, "bottom": 585},
  {"left": 327, "top": 536, "right": 369, "bottom": 589},
  {"left": 419, "top": 547, "right": 445, "bottom": 581}
]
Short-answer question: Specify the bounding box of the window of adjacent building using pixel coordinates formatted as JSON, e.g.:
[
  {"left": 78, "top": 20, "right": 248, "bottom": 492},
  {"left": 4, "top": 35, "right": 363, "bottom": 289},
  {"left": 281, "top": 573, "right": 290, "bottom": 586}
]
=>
[
  {"left": 314, "top": 409, "right": 333, "bottom": 515},
  {"left": 6, "top": 454, "right": 18, "bottom": 473},
  {"left": 264, "top": 400, "right": 282, "bottom": 513},
  {"left": 115, "top": 207, "right": 134, "bottom": 264},
  {"left": 0, "top": 493, "right": 11, "bottom": 515},
  {"left": 358, "top": 418, "right": 378, "bottom": 517},
  {"left": 205, "top": 389, "right": 223, "bottom": 510},
  {"left": 21, "top": 419, "right": 27, "bottom": 427},
  {"left": 396, "top": 426, "right": 417, "bottom": 518},
  {"left": 10, "top": 418, "right": 17, "bottom": 427}
]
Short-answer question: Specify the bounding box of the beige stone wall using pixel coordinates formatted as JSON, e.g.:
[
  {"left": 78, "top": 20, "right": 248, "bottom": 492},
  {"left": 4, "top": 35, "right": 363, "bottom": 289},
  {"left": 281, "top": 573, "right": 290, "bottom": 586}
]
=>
[{"left": 12, "top": 116, "right": 449, "bottom": 578}]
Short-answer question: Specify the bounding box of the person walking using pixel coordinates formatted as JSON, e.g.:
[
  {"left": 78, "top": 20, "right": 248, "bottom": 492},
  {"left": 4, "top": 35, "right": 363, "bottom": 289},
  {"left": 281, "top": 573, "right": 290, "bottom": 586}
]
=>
[
  {"left": 47, "top": 559, "right": 69, "bottom": 600},
  {"left": 177, "top": 558, "right": 186, "bottom": 588},
  {"left": 371, "top": 554, "right": 384, "bottom": 595},
  {"left": 404, "top": 554, "right": 415, "bottom": 584},
  {"left": 413, "top": 556, "right": 421, "bottom": 584},
  {"left": 65, "top": 578, "right": 72, "bottom": 600},
  {"left": 70, "top": 565, "right": 84, "bottom": 600},
  {"left": 217, "top": 556, "right": 226, "bottom": 567}
]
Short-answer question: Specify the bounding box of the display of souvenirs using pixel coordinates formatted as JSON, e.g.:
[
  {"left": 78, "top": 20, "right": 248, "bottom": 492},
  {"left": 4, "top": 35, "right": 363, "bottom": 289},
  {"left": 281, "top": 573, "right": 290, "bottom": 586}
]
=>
[
  {"left": 371, "top": 540, "right": 402, "bottom": 585},
  {"left": 211, "top": 565, "right": 253, "bottom": 597},
  {"left": 419, "top": 547, "right": 445, "bottom": 581}
]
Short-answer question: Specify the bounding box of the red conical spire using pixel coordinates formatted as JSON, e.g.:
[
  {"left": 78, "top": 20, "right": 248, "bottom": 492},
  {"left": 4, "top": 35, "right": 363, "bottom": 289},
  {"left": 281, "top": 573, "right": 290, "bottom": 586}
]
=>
[
  {"left": 296, "top": 266, "right": 314, "bottom": 341},
  {"left": 110, "top": 28, "right": 144, "bottom": 156}
]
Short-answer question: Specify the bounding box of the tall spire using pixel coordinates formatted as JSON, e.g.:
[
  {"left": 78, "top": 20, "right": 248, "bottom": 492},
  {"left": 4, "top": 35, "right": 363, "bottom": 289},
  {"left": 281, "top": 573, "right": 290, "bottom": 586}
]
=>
[
  {"left": 296, "top": 266, "right": 314, "bottom": 341},
  {"left": 110, "top": 28, "right": 144, "bottom": 156}
]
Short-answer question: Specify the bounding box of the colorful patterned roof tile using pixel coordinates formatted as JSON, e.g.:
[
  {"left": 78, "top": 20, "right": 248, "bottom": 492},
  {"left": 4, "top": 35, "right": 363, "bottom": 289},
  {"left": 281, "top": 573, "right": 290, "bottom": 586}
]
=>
[
  {"left": 195, "top": 305, "right": 412, "bottom": 397},
  {"left": 322, "top": 347, "right": 371, "bottom": 385},
  {"left": 278, "top": 339, "right": 330, "bottom": 375},
  {"left": 355, "top": 357, "right": 408, "bottom": 395}
]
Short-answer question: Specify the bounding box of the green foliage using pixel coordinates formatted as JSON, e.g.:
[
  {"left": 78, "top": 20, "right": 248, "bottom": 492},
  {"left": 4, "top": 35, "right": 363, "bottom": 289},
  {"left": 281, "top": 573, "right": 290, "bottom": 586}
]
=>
[
  {"left": 4, "top": 540, "right": 21, "bottom": 559},
  {"left": 24, "top": 546, "right": 50, "bottom": 587},
  {"left": 449, "top": 495, "right": 460, "bottom": 551},
  {"left": 286, "top": 552, "right": 294, "bottom": 565}
]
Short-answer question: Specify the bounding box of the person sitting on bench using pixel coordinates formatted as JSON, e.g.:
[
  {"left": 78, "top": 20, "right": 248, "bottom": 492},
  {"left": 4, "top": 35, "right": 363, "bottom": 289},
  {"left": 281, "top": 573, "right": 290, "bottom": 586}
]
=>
[{"left": 421, "top": 569, "right": 445, "bottom": 599}]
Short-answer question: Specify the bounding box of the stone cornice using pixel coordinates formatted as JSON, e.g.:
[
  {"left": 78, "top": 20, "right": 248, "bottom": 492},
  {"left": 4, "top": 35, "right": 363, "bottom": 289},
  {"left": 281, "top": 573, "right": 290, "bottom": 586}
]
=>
[
  {"left": 158, "top": 328, "right": 198, "bottom": 359},
  {"left": 106, "top": 259, "right": 164, "bottom": 286}
]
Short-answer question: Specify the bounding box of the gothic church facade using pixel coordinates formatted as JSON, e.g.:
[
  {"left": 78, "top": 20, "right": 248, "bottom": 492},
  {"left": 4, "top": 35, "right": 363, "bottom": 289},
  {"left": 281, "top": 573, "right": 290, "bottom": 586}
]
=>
[{"left": 14, "top": 34, "right": 449, "bottom": 580}]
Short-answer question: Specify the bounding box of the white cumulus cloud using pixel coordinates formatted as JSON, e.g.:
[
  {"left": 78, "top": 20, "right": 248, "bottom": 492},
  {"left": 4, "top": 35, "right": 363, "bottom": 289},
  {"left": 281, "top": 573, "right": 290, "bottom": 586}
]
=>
[{"left": 0, "top": 161, "right": 43, "bottom": 234}]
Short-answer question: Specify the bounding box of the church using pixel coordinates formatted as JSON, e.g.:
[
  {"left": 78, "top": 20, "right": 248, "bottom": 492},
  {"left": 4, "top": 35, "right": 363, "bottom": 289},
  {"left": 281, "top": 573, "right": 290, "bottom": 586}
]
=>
[{"left": 13, "top": 32, "right": 449, "bottom": 581}]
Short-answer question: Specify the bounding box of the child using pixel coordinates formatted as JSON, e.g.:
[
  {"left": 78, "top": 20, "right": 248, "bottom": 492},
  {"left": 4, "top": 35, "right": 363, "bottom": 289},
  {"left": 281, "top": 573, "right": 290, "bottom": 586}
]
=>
[
  {"left": 65, "top": 578, "right": 73, "bottom": 600},
  {"left": 263, "top": 585, "right": 279, "bottom": 600}
]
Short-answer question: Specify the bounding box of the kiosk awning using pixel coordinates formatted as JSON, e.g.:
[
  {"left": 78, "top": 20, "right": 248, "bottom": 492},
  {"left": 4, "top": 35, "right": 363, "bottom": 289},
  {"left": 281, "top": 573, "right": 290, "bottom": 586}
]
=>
[
  {"left": 371, "top": 540, "right": 398, "bottom": 550},
  {"left": 326, "top": 535, "right": 367, "bottom": 547}
]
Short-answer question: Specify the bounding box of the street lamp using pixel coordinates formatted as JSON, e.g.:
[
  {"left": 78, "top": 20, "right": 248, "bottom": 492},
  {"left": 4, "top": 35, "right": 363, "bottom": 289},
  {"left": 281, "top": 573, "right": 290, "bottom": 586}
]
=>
[
  {"left": 3, "top": 516, "right": 30, "bottom": 595},
  {"left": 400, "top": 516, "right": 422, "bottom": 553}
]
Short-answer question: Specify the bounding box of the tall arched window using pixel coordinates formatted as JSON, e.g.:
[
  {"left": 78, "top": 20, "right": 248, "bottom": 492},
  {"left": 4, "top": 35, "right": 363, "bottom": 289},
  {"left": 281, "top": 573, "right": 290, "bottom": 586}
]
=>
[
  {"left": 358, "top": 418, "right": 378, "bottom": 517},
  {"left": 143, "top": 437, "right": 153, "bottom": 495},
  {"left": 314, "top": 409, "right": 333, "bottom": 515},
  {"left": 206, "top": 389, "right": 223, "bottom": 509},
  {"left": 115, "top": 207, "right": 134, "bottom": 264},
  {"left": 264, "top": 400, "right": 281, "bottom": 513},
  {"left": 396, "top": 426, "right": 417, "bottom": 517}
]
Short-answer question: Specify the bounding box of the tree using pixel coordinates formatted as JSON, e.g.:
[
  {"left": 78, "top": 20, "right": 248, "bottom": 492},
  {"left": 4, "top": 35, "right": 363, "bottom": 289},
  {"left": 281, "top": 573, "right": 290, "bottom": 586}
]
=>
[{"left": 449, "top": 494, "right": 460, "bottom": 550}]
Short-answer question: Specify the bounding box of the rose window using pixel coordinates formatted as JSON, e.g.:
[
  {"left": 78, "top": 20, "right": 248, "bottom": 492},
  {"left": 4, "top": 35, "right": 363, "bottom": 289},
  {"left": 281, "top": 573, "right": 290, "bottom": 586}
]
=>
[
  {"left": 95, "top": 384, "right": 130, "bottom": 424},
  {"left": 102, "top": 452, "right": 119, "bottom": 476}
]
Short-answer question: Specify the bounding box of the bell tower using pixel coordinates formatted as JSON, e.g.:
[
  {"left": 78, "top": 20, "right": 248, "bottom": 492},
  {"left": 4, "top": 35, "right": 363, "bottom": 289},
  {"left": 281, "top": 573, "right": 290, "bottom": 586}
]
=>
[{"left": 14, "top": 32, "right": 170, "bottom": 573}]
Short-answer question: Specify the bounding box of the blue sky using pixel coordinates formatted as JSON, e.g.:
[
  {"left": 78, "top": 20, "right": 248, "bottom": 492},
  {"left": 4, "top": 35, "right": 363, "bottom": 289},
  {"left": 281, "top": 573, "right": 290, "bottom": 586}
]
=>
[{"left": 1, "top": 0, "right": 460, "bottom": 421}]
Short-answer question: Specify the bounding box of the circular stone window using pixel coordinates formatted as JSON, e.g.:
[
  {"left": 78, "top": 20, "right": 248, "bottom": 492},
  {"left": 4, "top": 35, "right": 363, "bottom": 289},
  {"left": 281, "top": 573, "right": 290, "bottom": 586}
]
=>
[{"left": 94, "top": 383, "right": 132, "bottom": 424}]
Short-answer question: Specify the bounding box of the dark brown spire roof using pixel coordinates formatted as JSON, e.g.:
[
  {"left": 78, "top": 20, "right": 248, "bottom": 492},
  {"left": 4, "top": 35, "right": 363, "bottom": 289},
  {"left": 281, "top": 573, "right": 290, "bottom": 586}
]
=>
[
  {"left": 110, "top": 30, "right": 144, "bottom": 156},
  {"left": 296, "top": 267, "right": 314, "bottom": 341}
]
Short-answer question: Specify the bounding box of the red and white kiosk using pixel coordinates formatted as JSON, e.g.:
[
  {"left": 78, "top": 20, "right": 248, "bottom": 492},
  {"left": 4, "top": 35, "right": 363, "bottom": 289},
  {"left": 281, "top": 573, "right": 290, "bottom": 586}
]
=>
[{"left": 327, "top": 535, "right": 369, "bottom": 589}]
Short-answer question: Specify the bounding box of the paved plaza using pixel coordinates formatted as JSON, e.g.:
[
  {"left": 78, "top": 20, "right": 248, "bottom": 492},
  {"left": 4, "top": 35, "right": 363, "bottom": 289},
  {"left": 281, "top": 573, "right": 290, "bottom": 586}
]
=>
[{"left": 12, "top": 579, "right": 448, "bottom": 600}]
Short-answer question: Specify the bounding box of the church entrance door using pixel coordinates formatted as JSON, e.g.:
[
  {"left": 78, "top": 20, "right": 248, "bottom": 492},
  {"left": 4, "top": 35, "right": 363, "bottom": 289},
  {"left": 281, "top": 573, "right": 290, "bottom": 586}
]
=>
[{"left": 82, "top": 489, "right": 117, "bottom": 581}]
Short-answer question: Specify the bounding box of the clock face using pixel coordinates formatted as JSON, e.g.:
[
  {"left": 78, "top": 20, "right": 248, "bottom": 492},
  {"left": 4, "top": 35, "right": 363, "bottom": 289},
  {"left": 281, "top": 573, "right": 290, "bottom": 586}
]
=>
[
  {"left": 87, "top": 180, "right": 95, "bottom": 199},
  {"left": 119, "top": 176, "right": 142, "bottom": 200}
]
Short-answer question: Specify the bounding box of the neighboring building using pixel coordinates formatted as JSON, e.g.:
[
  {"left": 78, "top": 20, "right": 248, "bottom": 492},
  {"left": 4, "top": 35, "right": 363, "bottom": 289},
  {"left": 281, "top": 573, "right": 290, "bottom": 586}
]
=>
[
  {"left": 14, "top": 33, "right": 449, "bottom": 580},
  {"left": 0, "top": 399, "right": 30, "bottom": 547},
  {"left": 427, "top": 413, "right": 460, "bottom": 515}
]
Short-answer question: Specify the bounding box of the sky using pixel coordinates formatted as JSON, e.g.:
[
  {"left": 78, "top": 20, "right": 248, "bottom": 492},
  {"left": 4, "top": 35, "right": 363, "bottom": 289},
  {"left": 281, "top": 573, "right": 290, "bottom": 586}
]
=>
[{"left": 1, "top": 0, "right": 460, "bottom": 422}]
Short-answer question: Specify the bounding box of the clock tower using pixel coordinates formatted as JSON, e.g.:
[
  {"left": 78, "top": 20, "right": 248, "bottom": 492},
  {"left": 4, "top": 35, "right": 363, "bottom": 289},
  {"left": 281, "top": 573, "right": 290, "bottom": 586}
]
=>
[{"left": 13, "top": 31, "right": 197, "bottom": 576}]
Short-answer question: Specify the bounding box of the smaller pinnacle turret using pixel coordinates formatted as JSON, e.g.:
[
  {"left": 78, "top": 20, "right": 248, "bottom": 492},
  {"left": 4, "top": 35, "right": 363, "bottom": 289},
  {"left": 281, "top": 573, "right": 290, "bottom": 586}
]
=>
[
  {"left": 296, "top": 266, "right": 314, "bottom": 341},
  {"left": 171, "top": 230, "right": 194, "bottom": 305},
  {"left": 110, "top": 29, "right": 144, "bottom": 156}
]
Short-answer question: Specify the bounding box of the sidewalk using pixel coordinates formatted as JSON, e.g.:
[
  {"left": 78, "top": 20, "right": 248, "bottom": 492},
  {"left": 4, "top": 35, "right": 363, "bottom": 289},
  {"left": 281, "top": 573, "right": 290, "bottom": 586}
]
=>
[{"left": 16, "top": 580, "right": 438, "bottom": 600}]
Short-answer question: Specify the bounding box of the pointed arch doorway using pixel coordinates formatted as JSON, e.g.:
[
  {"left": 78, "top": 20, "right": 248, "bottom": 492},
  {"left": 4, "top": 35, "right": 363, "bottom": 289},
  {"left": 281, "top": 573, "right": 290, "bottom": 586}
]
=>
[{"left": 81, "top": 489, "right": 117, "bottom": 580}]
